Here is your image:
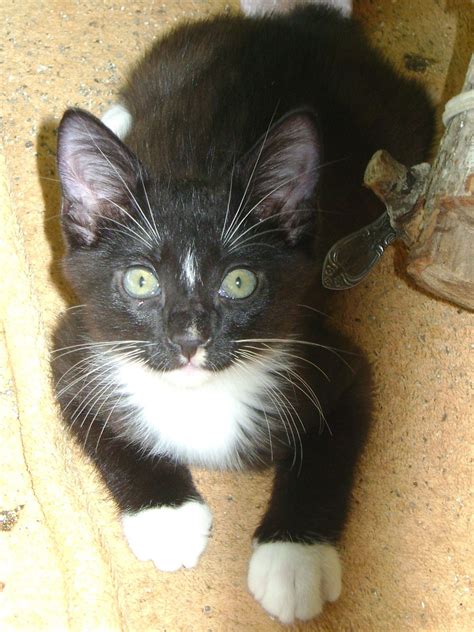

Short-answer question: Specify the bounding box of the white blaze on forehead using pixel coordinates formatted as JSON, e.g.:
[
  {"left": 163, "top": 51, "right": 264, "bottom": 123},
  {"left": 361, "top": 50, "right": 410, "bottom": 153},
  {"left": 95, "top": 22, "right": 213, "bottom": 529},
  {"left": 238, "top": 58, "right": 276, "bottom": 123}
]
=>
[{"left": 181, "top": 249, "right": 198, "bottom": 288}]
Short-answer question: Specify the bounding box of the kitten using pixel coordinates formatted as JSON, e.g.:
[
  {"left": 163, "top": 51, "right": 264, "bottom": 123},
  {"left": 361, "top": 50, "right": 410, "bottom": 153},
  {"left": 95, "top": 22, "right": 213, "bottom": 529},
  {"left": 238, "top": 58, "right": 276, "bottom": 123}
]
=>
[{"left": 52, "top": 1, "right": 433, "bottom": 624}]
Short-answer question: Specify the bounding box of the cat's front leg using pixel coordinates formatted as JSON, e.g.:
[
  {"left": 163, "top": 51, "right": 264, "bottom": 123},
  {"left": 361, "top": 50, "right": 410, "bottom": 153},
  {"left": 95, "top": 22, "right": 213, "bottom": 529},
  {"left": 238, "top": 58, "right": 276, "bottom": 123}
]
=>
[
  {"left": 122, "top": 498, "right": 212, "bottom": 572},
  {"left": 248, "top": 538, "right": 341, "bottom": 624},
  {"left": 248, "top": 464, "right": 343, "bottom": 626},
  {"left": 79, "top": 428, "right": 212, "bottom": 571},
  {"left": 248, "top": 383, "right": 369, "bottom": 623}
]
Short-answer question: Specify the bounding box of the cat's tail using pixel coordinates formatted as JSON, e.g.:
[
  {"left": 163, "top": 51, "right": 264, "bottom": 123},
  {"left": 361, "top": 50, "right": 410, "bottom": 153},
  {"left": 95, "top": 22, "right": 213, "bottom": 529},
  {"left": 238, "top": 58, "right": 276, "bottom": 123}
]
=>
[{"left": 240, "top": 0, "right": 352, "bottom": 17}]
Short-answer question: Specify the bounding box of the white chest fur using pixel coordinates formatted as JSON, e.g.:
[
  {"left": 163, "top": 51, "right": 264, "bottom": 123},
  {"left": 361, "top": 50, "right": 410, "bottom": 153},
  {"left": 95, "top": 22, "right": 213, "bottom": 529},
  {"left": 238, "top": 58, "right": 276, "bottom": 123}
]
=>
[{"left": 112, "top": 353, "right": 285, "bottom": 468}]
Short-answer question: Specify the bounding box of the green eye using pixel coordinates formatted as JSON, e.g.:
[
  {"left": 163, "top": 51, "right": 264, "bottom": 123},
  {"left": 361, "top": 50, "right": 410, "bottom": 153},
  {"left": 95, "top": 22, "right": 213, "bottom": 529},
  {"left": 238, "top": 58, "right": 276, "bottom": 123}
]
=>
[
  {"left": 219, "top": 268, "right": 258, "bottom": 300},
  {"left": 123, "top": 267, "right": 160, "bottom": 298}
]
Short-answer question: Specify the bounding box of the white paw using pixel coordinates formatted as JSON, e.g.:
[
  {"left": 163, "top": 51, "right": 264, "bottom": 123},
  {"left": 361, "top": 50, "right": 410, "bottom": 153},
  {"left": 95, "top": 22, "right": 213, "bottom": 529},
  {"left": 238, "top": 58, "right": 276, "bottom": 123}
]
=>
[
  {"left": 101, "top": 103, "right": 132, "bottom": 139},
  {"left": 248, "top": 541, "right": 341, "bottom": 624},
  {"left": 122, "top": 500, "right": 212, "bottom": 571}
]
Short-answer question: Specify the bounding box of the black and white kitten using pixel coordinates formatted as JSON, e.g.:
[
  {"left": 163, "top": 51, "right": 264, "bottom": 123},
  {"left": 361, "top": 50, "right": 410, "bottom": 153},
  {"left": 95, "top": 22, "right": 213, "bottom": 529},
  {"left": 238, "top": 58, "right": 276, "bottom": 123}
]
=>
[{"left": 52, "top": 1, "right": 433, "bottom": 624}]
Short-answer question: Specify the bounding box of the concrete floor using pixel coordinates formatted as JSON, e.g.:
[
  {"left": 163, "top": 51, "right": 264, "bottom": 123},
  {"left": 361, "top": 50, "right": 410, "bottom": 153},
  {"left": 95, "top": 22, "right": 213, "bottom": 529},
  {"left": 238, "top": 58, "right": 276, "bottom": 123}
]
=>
[{"left": 1, "top": 1, "right": 472, "bottom": 630}]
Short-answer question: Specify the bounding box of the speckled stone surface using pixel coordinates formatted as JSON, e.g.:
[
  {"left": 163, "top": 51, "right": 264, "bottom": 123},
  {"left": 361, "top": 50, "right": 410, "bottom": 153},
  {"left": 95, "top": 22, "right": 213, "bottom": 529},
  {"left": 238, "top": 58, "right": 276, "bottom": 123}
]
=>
[{"left": 1, "top": 1, "right": 472, "bottom": 630}]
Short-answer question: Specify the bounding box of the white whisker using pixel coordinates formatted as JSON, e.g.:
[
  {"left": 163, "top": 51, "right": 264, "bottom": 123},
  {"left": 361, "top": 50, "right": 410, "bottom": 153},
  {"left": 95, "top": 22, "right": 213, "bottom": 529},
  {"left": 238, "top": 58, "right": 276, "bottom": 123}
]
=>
[
  {"left": 79, "top": 118, "right": 159, "bottom": 243},
  {"left": 224, "top": 168, "right": 314, "bottom": 248},
  {"left": 222, "top": 107, "right": 279, "bottom": 244},
  {"left": 297, "top": 304, "right": 331, "bottom": 319},
  {"left": 242, "top": 343, "right": 330, "bottom": 382},
  {"left": 235, "top": 337, "right": 356, "bottom": 372},
  {"left": 235, "top": 349, "right": 305, "bottom": 473},
  {"left": 220, "top": 157, "right": 236, "bottom": 240},
  {"left": 138, "top": 168, "right": 161, "bottom": 242},
  {"left": 98, "top": 199, "right": 154, "bottom": 249},
  {"left": 57, "top": 348, "right": 143, "bottom": 405},
  {"left": 224, "top": 155, "right": 349, "bottom": 250},
  {"left": 52, "top": 339, "right": 150, "bottom": 360},
  {"left": 226, "top": 207, "right": 311, "bottom": 252}
]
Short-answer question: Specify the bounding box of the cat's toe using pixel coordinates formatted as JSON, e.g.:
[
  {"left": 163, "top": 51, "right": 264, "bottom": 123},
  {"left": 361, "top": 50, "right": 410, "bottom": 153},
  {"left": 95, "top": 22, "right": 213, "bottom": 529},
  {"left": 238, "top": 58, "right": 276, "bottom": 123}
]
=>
[
  {"left": 121, "top": 500, "right": 212, "bottom": 572},
  {"left": 247, "top": 541, "right": 341, "bottom": 624}
]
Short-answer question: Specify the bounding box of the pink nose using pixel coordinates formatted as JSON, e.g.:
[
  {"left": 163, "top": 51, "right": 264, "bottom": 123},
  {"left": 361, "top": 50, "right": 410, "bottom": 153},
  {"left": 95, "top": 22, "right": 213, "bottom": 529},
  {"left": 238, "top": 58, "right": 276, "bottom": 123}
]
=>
[{"left": 170, "top": 334, "right": 208, "bottom": 360}]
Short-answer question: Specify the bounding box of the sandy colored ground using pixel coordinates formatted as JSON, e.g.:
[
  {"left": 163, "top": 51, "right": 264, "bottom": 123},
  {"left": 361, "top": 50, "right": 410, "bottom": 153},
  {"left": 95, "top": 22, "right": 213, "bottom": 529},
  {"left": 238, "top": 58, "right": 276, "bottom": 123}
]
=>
[{"left": 1, "top": 1, "right": 472, "bottom": 630}]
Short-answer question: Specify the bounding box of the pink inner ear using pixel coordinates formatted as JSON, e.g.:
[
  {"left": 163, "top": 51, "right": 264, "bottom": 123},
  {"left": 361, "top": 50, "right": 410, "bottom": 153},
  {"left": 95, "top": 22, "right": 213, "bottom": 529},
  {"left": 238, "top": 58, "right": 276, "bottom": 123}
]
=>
[
  {"left": 251, "top": 111, "right": 320, "bottom": 214},
  {"left": 237, "top": 110, "right": 320, "bottom": 244},
  {"left": 57, "top": 109, "right": 140, "bottom": 246},
  {"left": 60, "top": 150, "right": 110, "bottom": 210}
]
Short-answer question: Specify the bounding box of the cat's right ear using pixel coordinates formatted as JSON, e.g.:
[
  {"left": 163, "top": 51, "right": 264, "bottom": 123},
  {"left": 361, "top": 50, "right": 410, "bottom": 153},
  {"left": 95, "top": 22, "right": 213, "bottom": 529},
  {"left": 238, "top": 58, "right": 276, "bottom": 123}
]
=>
[
  {"left": 57, "top": 108, "right": 141, "bottom": 247},
  {"left": 236, "top": 110, "right": 321, "bottom": 245}
]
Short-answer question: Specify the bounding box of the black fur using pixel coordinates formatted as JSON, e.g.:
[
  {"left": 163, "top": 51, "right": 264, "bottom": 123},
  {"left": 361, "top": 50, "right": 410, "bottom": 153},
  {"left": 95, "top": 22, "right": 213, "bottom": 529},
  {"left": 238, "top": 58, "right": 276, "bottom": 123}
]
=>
[{"left": 53, "top": 4, "right": 433, "bottom": 580}]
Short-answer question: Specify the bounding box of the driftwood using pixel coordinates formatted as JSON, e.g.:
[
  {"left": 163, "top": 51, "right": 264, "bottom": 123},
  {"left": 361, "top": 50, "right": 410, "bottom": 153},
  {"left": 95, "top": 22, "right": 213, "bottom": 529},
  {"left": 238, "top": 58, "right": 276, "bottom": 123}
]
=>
[{"left": 364, "top": 55, "right": 473, "bottom": 311}]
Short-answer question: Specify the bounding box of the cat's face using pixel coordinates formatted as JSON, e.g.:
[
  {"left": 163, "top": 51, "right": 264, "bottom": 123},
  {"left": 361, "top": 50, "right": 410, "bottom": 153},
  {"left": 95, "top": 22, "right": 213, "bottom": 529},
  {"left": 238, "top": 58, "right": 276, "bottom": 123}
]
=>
[{"left": 56, "top": 109, "right": 321, "bottom": 384}]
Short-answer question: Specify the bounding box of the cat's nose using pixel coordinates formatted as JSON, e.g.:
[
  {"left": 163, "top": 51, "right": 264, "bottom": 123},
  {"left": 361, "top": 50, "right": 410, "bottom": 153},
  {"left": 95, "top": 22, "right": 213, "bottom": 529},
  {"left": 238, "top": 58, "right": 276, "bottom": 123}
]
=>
[{"left": 171, "top": 334, "right": 208, "bottom": 360}]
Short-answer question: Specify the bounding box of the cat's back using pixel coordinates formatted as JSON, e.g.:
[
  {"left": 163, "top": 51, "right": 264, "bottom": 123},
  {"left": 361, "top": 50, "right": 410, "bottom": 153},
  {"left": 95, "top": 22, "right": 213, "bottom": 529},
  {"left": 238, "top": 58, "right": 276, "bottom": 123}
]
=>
[{"left": 121, "top": 6, "right": 433, "bottom": 187}]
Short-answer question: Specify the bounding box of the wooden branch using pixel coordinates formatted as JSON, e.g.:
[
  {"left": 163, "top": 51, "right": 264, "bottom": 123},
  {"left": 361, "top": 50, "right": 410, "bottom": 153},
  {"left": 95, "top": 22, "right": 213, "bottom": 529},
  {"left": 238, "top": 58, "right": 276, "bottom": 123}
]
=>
[
  {"left": 364, "top": 54, "right": 474, "bottom": 311},
  {"left": 364, "top": 150, "right": 430, "bottom": 247}
]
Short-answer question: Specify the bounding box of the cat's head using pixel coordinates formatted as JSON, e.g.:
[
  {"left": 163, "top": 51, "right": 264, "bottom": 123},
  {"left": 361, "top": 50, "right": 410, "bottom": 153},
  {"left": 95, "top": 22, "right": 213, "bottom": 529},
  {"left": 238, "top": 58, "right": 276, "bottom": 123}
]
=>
[{"left": 56, "top": 108, "right": 321, "bottom": 384}]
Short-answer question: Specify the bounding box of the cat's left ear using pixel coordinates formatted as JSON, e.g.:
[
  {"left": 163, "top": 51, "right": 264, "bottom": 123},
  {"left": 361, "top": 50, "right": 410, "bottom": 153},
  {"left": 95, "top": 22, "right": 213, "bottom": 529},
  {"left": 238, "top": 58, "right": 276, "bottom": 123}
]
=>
[{"left": 238, "top": 111, "right": 321, "bottom": 244}]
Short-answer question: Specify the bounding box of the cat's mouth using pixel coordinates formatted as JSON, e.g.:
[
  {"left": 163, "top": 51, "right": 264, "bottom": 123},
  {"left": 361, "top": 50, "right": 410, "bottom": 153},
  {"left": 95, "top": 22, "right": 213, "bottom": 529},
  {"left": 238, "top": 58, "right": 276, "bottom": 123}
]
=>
[
  {"left": 141, "top": 341, "right": 237, "bottom": 383},
  {"left": 161, "top": 345, "right": 214, "bottom": 388},
  {"left": 163, "top": 362, "right": 213, "bottom": 388}
]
